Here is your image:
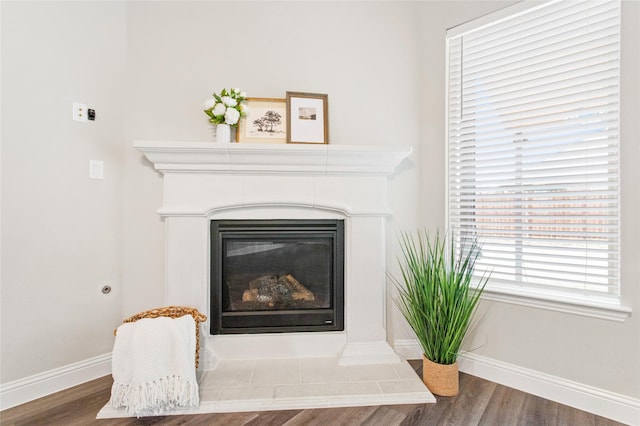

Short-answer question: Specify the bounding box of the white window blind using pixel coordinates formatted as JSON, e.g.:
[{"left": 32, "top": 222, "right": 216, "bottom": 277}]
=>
[{"left": 446, "top": 0, "right": 620, "bottom": 304}]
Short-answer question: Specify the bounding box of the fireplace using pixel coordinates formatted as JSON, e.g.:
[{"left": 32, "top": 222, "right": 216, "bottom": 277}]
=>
[
  {"left": 210, "top": 219, "right": 344, "bottom": 334},
  {"left": 133, "top": 141, "right": 411, "bottom": 367}
]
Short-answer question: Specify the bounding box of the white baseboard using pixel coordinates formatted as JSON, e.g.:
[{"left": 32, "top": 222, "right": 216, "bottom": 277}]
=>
[
  {"left": 0, "top": 353, "right": 112, "bottom": 411},
  {"left": 393, "top": 339, "right": 640, "bottom": 425}
]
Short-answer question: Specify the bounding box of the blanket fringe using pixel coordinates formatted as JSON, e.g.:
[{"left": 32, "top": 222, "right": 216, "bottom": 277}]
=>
[{"left": 109, "top": 374, "right": 199, "bottom": 417}]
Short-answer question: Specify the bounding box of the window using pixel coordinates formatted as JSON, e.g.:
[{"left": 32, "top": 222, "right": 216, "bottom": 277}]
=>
[{"left": 446, "top": 0, "right": 623, "bottom": 312}]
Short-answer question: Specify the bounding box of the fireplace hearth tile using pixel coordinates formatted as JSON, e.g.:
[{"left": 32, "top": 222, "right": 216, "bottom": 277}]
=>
[
  {"left": 300, "top": 357, "right": 350, "bottom": 383},
  {"left": 392, "top": 361, "right": 425, "bottom": 380},
  {"left": 378, "top": 379, "right": 431, "bottom": 394},
  {"left": 200, "top": 360, "right": 254, "bottom": 387},
  {"left": 194, "top": 357, "right": 435, "bottom": 412},
  {"left": 252, "top": 359, "right": 302, "bottom": 386},
  {"left": 325, "top": 381, "right": 382, "bottom": 396},
  {"left": 346, "top": 363, "right": 399, "bottom": 381},
  {"left": 199, "top": 387, "right": 223, "bottom": 401},
  {"left": 275, "top": 383, "right": 331, "bottom": 399},
  {"left": 219, "top": 385, "right": 276, "bottom": 401},
  {"left": 96, "top": 356, "right": 435, "bottom": 419}
]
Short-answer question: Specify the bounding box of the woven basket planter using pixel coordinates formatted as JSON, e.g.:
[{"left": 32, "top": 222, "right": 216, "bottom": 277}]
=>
[{"left": 422, "top": 355, "right": 459, "bottom": 397}]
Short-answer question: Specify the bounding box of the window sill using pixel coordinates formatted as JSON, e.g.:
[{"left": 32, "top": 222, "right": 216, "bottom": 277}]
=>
[{"left": 480, "top": 287, "right": 632, "bottom": 322}]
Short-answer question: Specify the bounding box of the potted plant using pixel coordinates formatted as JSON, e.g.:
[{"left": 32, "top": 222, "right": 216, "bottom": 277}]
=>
[{"left": 391, "top": 230, "right": 489, "bottom": 396}]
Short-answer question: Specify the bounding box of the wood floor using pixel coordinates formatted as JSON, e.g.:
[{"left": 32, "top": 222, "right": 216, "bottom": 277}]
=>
[{"left": 0, "top": 361, "right": 624, "bottom": 426}]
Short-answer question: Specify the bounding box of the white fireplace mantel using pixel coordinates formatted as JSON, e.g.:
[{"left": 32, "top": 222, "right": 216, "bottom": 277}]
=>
[
  {"left": 133, "top": 140, "right": 412, "bottom": 175},
  {"left": 134, "top": 140, "right": 412, "bottom": 368}
]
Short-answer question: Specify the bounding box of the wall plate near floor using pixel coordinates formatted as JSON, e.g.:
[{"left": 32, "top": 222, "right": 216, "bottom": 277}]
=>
[{"left": 72, "top": 102, "right": 88, "bottom": 122}]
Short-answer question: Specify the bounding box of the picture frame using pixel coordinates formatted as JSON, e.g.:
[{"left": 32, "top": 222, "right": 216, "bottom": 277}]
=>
[
  {"left": 236, "top": 97, "right": 287, "bottom": 144},
  {"left": 286, "top": 92, "right": 329, "bottom": 144}
]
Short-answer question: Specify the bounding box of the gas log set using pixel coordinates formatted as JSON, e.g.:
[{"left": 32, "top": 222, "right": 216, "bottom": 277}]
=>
[{"left": 241, "top": 274, "right": 315, "bottom": 307}]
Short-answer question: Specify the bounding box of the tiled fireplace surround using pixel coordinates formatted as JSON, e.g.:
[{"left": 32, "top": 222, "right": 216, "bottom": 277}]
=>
[{"left": 123, "top": 141, "right": 435, "bottom": 414}]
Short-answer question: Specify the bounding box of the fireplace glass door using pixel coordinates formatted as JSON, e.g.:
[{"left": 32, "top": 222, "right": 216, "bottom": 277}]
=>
[{"left": 210, "top": 220, "right": 344, "bottom": 334}]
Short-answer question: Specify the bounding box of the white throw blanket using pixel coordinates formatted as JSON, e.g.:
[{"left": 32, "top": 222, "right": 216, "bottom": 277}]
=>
[{"left": 109, "top": 315, "right": 199, "bottom": 416}]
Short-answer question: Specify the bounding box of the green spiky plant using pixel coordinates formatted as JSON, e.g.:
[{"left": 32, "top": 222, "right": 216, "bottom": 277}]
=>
[{"left": 391, "top": 230, "right": 489, "bottom": 366}]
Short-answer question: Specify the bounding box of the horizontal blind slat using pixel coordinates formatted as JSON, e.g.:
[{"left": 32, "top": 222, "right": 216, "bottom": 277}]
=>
[{"left": 446, "top": 0, "right": 620, "bottom": 302}]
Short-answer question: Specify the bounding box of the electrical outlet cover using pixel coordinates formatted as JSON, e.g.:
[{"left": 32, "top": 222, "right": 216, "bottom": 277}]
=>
[{"left": 73, "top": 102, "right": 88, "bottom": 122}]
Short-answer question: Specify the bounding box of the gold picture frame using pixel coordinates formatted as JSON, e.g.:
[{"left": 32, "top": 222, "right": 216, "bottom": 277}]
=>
[
  {"left": 236, "top": 97, "right": 287, "bottom": 144},
  {"left": 286, "top": 92, "right": 329, "bottom": 144}
]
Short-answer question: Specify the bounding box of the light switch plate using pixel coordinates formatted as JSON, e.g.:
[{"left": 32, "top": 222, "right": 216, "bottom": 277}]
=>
[{"left": 89, "top": 160, "right": 104, "bottom": 179}]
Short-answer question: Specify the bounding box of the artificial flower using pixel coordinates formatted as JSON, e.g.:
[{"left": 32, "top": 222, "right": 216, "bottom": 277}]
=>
[
  {"left": 203, "top": 98, "right": 216, "bottom": 110},
  {"left": 224, "top": 107, "right": 240, "bottom": 125},
  {"left": 221, "top": 96, "right": 237, "bottom": 107},
  {"left": 203, "top": 87, "right": 247, "bottom": 127},
  {"left": 212, "top": 103, "right": 226, "bottom": 117}
]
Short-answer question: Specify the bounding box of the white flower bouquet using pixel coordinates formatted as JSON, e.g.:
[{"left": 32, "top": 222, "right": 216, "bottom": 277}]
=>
[{"left": 203, "top": 88, "right": 247, "bottom": 126}]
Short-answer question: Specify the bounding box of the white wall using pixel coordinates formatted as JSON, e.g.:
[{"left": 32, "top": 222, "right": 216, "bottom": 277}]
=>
[
  {"left": 1, "top": 0, "right": 638, "bottom": 413},
  {"left": 1, "top": 1, "right": 126, "bottom": 382}
]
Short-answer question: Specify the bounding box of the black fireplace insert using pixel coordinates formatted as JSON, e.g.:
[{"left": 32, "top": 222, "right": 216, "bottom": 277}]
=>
[{"left": 210, "top": 219, "right": 345, "bottom": 334}]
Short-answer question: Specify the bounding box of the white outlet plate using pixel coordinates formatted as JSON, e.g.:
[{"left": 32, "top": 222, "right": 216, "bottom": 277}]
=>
[
  {"left": 73, "top": 102, "right": 88, "bottom": 122},
  {"left": 89, "top": 160, "right": 104, "bottom": 179}
]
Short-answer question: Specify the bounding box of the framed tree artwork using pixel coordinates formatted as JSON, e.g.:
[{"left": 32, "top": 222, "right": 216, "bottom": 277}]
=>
[{"left": 236, "top": 98, "right": 287, "bottom": 144}]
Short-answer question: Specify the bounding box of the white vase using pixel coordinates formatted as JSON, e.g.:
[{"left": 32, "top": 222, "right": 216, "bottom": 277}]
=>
[{"left": 216, "top": 123, "right": 231, "bottom": 144}]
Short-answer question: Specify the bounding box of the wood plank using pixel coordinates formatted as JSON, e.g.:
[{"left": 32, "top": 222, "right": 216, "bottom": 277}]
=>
[
  {"left": 477, "top": 382, "right": 527, "bottom": 425},
  {"left": 361, "top": 405, "right": 414, "bottom": 426},
  {"left": 556, "top": 401, "right": 599, "bottom": 426},
  {"left": 244, "top": 409, "right": 303, "bottom": 426},
  {"left": 517, "top": 393, "right": 559, "bottom": 426},
  {"left": 281, "top": 406, "right": 378, "bottom": 425},
  {"left": 437, "top": 373, "right": 497, "bottom": 425}
]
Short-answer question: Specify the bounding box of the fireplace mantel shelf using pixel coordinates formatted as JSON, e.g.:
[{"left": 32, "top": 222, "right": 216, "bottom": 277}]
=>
[{"left": 134, "top": 140, "right": 412, "bottom": 175}]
